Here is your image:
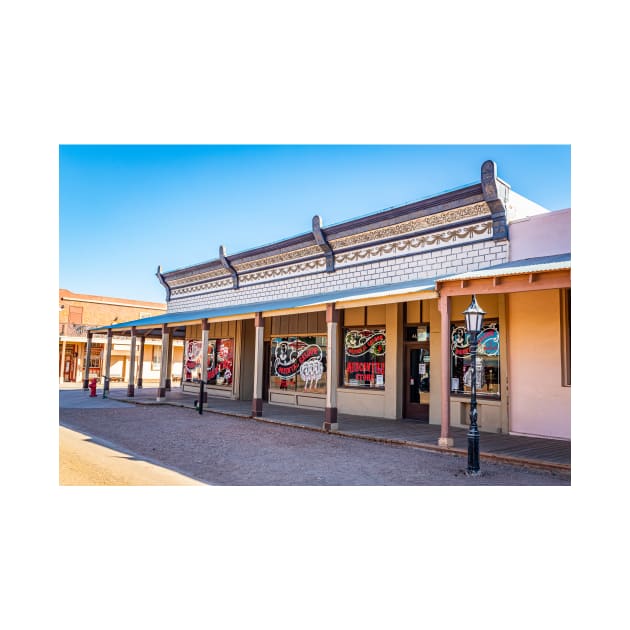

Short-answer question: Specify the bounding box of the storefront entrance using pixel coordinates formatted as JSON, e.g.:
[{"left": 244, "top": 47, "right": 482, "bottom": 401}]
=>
[
  {"left": 404, "top": 343, "right": 430, "bottom": 421},
  {"left": 63, "top": 347, "right": 76, "bottom": 382}
]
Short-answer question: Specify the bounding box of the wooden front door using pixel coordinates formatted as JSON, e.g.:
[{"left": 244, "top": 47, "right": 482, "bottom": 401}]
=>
[{"left": 404, "top": 343, "right": 430, "bottom": 421}]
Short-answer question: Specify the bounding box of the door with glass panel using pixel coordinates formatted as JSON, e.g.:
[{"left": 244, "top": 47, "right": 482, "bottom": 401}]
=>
[{"left": 404, "top": 343, "right": 430, "bottom": 421}]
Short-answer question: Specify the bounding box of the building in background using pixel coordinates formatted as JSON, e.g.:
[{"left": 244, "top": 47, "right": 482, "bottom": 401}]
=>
[
  {"left": 58, "top": 289, "right": 183, "bottom": 385},
  {"left": 92, "top": 161, "right": 570, "bottom": 442}
]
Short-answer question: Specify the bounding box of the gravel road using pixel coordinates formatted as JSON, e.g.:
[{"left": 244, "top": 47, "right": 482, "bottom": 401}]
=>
[{"left": 59, "top": 400, "right": 570, "bottom": 486}]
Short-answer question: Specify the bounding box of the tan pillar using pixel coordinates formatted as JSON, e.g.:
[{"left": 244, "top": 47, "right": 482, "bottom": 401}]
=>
[
  {"left": 324, "top": 303, "right": 339, "bottom": 432},
  {"left": 83, "top": 332, "right": 93, "bottom": 389},
  {"left": 384, "top": 302, "right": 403, "bottom": 419},
  {"left": 77, "top": 343, "right": 85, "bottom": 384},
  {"left": 165, "top": 331, "right": 174, "bottom": 391},
  {"left": 103, "top": 329, "right": 113, "bottom": 396},
  {"left": 157, "top": 324, "right": 170, "bottom": 401},
  {"left": 200, "top": 320, "right": 209, "bottom": 404},
  {"left": 127, "top": 327, "right": 137, "bottom": 397},
  {"left": 137, "top": 335, "right": 145, "bottom": 388},
  {"left": 438, "top": 294, "right": 453, "bottom": 447},
  {"left": 252, "top": 313, "right": 264, "bottom": 417}
]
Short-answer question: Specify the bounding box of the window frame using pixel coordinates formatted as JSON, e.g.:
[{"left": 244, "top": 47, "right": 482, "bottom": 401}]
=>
[
  {"left": 342, "top": 327, "right": 387, "bottom": 389},
  {"left": 151, "top": 345, "right": 162, "bottom": 371},
  {"left": 450, "top": 319, "right": 501, "bottom": 399},
  {"left": 560, "top": 288, "right": 571, "bottom": 387},
  {"left": 269, "top": 335, "right": 328, "bottom": 394}
]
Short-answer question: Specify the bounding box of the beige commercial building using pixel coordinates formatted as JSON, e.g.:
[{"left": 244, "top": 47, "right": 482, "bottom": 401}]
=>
[{"left": 92, "top": 161, "right": 570, "bottom": 443}]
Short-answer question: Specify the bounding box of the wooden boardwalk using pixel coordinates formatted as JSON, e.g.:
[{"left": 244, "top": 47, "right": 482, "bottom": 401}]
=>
[{"left": 105, "top": 385, "right": 571, "bottom": 472}]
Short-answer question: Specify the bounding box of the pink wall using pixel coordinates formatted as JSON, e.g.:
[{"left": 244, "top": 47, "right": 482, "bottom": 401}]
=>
[
  {"left": 509, "top": 208, "right": 571, "bottom": 261},
  {"left": 507, "top": 290, "right": 570, "bottom": 439}
]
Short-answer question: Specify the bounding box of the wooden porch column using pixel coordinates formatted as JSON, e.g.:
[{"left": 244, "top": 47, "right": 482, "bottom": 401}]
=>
[
  {"left": 157, "top": 324, "right": 170, "bottom": 401},
  {"left": 200, "top": 320, "right": 209, "bottom": 403},
  {"left": 324, "top": 303, "right": 339, "bottom": 432},
  {"left": 165, "top": 332, "right": 174, "bottom": 391},
  {"left": 127, "top": 327, "right": 137, "bottom": 397},
  {"left": 83, "top": 331, "right": 93, "bottom": 390},
  {"left": 251, "top": 312, "right": 265, "bottom": 417},
  {"left": 137, "top": 335, "right": 145, "bottom": 388},
  {"left": 103, "top": 329, "right": 113, "bottom": 396},
  {"left": 438, "top": 293, "right": 453, "bottom": 447}
]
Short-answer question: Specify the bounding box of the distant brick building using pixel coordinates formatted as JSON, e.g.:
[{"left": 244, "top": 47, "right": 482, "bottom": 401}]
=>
[{"left": 59, "top": 289, "right": 183, "bottom": 385}]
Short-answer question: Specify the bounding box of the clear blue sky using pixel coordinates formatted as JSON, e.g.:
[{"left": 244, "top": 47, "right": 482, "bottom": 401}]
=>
[{"left": 59, "top": 145, "right": 571, "bottom": 303}]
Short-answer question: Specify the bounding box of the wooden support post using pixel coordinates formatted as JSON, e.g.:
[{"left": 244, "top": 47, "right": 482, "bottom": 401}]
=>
[
  {"left": 83, "top": 332, "right": 93, "bottom": 390},
  {"left": 438, "top": 294, "right": 453, "bottom": 447},
  {"left": 157, "top": 324, "right": 169, "bottom": 401},
  {"left": 103, "top": 329, "right": 113, "bottom": 396},
  {"left": 127, "top": 327, "right": 136, "bottom": 397},
  {"left": 252, "top": 313, "right": 264, "bottom": 417},
  {"left": 324, "top": 303, "right": 339, "bottom": 432},
  {"left": 137, "top": 336, "right": 145, "bottom": 388}
]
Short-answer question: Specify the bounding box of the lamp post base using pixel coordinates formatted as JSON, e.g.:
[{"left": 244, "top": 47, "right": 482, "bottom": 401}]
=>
[{"left": 467, "top": 430, "right": 480, "bottom": 474}]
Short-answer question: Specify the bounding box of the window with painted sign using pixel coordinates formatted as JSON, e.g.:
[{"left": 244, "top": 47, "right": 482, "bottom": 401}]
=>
[
  {"left": 450, "top": 321, "right": 500, "bottom": 397},
  {"left": 184, "top": 339, "right": 203, "bottom": 381},
  {"left": 270, "top": 336, "right": 327, "bottom": 394},
  {"left": 207, "top": 339, "right": 233, "bottom": 386},
  {"left": 343, "top": 328, "right": 386, "bottom": 389},
  {"left": 184, "top": 338, "right": 234, "bottom": 387}
]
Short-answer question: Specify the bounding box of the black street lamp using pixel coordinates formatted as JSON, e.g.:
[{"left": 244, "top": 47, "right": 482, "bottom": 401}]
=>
[{"left": 463, "top": 295, "right": 485, "bottom": 475}]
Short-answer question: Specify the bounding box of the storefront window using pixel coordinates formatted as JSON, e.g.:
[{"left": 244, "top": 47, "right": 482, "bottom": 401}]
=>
[
  {"left": 450, "top": 321, "right": 500, "bottom": 397},
  {"left": 151, "top": 346, "right": 162, "bottom": 370},
  {"left": 343, "top": 328, "right": 386, "bottom": 388},
  {"left": 270, "top": 336, "right": 327, "bottom": 394},
  {"left": 184, "top": 338, "right": 234, "bottom": 386},
  {"left": 207, "top": 339, "right": 233, "bottom": 386},
  {"left": 184, "top": 340, "right": 203, "bottom": 382}
]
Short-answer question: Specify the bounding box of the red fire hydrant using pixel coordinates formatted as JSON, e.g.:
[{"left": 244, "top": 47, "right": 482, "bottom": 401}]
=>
[{"left": 89, "top": 377, "right": 97, "bottom": 397}]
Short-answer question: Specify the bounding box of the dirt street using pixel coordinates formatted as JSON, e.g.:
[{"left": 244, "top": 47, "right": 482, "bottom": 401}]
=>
[{"left": 59, "top": 397, "right": 570, "bottom": 486}]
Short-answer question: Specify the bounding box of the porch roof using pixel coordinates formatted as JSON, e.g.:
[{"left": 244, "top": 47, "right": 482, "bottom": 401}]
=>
[
  {"left": 437, "top": 253, "right": 571, "bottom": 283},
  {"left": 90, "top": 277, "right": 437, "bottom": 333}
]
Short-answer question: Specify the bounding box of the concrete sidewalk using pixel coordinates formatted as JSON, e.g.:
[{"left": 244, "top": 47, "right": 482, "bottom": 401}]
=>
[{"left": 62, "top": 382, "right": 571, "bottom": 472}]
